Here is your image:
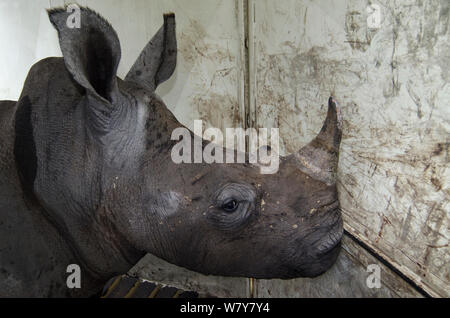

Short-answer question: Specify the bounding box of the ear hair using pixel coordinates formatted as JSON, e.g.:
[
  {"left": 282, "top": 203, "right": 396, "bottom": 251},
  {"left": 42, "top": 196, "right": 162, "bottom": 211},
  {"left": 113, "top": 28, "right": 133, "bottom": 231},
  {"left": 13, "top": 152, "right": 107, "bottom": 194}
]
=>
[{"left": 48, "top": 6, "right": 121, "bottom": 102}]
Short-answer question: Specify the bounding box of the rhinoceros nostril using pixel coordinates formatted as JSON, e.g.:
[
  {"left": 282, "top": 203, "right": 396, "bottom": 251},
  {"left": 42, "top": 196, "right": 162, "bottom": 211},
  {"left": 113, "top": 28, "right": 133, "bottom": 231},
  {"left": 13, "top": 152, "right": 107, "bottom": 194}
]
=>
[
  {"left": 317, "top": 235, "right": 342, "bottom": 254},
  {"left": 312, "top": 214, "right": 343, "bottom": 255}
]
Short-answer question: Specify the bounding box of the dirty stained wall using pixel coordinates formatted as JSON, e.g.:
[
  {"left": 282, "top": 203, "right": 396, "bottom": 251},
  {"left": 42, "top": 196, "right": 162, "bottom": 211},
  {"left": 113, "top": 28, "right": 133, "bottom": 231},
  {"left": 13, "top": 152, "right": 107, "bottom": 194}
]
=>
[{"left": 250, "top": 0, "right": 449, "bottom": 297}]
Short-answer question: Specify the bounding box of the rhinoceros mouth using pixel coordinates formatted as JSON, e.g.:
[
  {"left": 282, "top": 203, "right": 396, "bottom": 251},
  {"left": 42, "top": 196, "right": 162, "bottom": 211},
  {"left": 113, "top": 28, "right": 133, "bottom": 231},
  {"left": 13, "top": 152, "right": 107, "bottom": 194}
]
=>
[
  {"left": 316, "top": 234, "right": 342, "bottom": 256},
  {"left": 315, "top": 217, "right": 343, "bottom": 255}
]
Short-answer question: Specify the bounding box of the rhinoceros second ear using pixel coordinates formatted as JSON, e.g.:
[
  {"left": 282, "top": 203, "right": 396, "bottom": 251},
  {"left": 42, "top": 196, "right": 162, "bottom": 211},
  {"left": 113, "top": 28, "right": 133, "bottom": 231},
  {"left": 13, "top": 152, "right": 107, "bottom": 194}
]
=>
[
  {"left": 48, "top": 7, "right": 121, "bottom": 102},
  {"left": 125, "top": 13, "right": 177, "bottom": 91}
]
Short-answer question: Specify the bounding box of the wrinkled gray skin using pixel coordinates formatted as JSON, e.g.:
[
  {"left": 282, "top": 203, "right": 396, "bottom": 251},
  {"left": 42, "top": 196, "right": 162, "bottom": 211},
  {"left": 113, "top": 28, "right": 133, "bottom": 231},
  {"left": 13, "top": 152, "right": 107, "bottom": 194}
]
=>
[{"left": 0, "top": 7, "right": 343, "bottom": 297}]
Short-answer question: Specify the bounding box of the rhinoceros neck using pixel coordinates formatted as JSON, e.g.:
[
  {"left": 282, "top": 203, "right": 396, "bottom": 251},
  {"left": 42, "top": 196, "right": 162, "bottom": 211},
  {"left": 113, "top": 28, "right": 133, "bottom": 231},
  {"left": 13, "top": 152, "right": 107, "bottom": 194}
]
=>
[
  {"left": 0, "top": 102, "right": 103, "bottom": 296},
  {"left": 3, "top": 92, "right": 141, "bottom": 296}
]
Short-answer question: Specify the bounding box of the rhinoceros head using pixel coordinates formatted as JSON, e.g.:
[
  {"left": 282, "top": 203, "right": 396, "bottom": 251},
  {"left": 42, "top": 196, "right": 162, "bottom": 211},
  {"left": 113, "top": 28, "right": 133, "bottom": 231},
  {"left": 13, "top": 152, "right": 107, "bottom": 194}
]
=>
[{"left": 17, "top": 7, "right": 343, "bottom": 280}]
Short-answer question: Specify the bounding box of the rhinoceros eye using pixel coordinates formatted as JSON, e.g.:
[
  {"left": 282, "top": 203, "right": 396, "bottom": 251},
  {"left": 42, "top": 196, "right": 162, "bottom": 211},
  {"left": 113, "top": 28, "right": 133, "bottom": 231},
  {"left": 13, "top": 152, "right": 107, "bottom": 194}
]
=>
[
  {"left": 222, "top": 199, "right": 239, "bottom": 213},
  {"left": 209, "top": 183, "right": 255, "bottom": 230}
]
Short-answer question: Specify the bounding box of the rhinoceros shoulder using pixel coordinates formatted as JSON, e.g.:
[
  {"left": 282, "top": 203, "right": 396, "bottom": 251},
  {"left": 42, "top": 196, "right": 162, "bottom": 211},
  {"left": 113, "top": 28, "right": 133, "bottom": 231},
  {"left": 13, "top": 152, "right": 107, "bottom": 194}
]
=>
[
  {"left": 22, "top": 57, "right": 84, "bottom": 104},
  {"left": 0, "top": 58, "right": 86, "bottom": 297},
  {"left": 26, "top": 56, "right": 67, "bottom": 83},
  {"left": 27, "top": 56, "right": 66, "bottom": 78}
]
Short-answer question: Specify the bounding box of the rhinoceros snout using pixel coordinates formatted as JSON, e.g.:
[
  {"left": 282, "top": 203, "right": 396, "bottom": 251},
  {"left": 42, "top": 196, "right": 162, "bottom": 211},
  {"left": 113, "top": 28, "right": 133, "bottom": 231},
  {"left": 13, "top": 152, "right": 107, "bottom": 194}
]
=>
[
  {"left": 305, "top": 239, "right": 342, "bottom": 278},
  {"left": 311, "top": 206, "right": 343, "bottom": 253},
  {"left": 281, "top": 209, "right": 343, "bottom": 278},
  {"left": 286, "top": 239, "right": 342, "bottom": 279}
]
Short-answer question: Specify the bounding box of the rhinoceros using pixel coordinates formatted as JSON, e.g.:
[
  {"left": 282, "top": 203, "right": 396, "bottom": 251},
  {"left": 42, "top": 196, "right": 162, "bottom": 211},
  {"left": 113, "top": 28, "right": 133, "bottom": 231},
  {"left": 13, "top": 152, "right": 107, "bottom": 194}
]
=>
[{"left": 0, "top": 7, "right": 343, "bottom": 297}]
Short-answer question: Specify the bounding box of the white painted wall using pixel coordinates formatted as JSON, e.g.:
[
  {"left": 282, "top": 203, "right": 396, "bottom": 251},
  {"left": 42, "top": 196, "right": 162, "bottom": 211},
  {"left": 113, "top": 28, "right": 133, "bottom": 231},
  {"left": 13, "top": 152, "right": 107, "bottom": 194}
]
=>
[
  {"left": 0, "top": 0, "right": 58, "bottom": 100},
  {"left": 0, "top": 0, "right": 245, "bottom": 134}
]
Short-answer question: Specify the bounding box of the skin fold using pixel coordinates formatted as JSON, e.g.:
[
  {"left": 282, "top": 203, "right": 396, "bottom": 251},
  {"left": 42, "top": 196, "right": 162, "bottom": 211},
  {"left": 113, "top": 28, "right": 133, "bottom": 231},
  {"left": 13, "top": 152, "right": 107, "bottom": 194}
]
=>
[{"left": 0, "top": 7, "right": 343, "bottom": 297}]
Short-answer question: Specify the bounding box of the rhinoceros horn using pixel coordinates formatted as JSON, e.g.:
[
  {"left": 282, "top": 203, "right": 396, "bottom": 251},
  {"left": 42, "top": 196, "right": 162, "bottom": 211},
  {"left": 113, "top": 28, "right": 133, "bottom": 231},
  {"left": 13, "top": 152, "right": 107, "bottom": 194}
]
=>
[{"left": 289, "top": 97, "right": 342, "bottom": 185}]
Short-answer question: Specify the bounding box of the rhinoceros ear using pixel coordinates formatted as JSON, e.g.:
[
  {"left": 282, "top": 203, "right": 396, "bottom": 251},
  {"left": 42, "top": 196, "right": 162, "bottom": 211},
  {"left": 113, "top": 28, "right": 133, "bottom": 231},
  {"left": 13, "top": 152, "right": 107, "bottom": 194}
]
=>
[
  {"left": 48, "top": 6, "right": 121, "bottom": 102},
  {"left": 125, "top": 13, "right": 177, "bottom": 91}
]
